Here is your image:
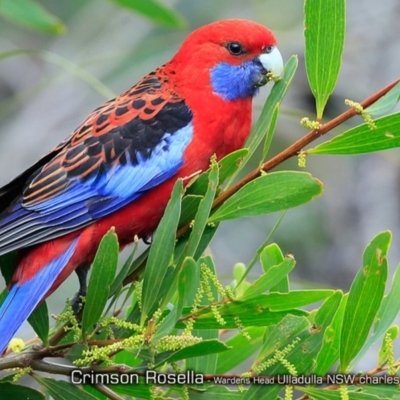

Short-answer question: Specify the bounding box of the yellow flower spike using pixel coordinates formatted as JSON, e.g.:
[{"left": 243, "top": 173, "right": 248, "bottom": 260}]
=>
[{"left": 8, "top": 338, "right": 25, "bottom": 353}]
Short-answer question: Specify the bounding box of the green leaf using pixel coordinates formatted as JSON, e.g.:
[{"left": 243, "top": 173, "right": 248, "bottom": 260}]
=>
[
  {"left": 65, "top": 344, "right": 89, "bottom": 363},
  {"left": 0, "top": 0, "right": 65, "bottom": 34},
  {"left": 82, "top": 386, "right": 108, "bottom": 400},
  {"left": 184, "top": 162, "right": 219, "bottom": 258},
  {"left": 297, "top": 387, "right": 381, "bottom": 400},
  {"left": 190, "top": 386, "right": 245, "bottom": 400},
  {"left": 179, "top": 195, "right": 203, "bottom": 226},
  {"left": 155, "top": 339, "right": 229, "bottom": 367},
  {"left": 304, "top": 0, "right": 346, "bottom": 118},
  {"left": 219, "top": 148, "right": 249, "bottom": 184},
  {"left": 185, "top": 149, "right": 249, "bottom": 197},
  {"left": 314, "top": 292, "right": 347, "bottom": 375},
  {"left": 243, "top": 385, "right": 281, "bottom": 400},
  {"left": 216, "top": 327, "right": 266, "bottom": 373},
  {"left": 111, "top": 379, "right": 151, "bottom": 399},
  {"left": 0, "top": 382, "right": 44, "bottom": 400},
  {"left": 179, "top": 290, "right": 332, "bottom": 329},
  {"left": 141, "top": 180, "right": 183, "bottom": 324},
  {"left": 228, "top": 57, "right": 298, "bottom": 184},
  {"left": 81, "top": 229, "right": 119, "bottom": 338},
  {"left": 340, "top": 231, "right": 390, "bottom": 372},
  {"left": 109, "top": 242, "right": 139, "bottom": 297},
  {"left": 308, "top": 112, "right": 400, "bottom": 155},
  {"left": 261, "top": 243, "right": 289, "bottom": 293},
  {"left": 0, "top": 251, "right": 17, "bottom": 285},
  {"left": 27, "top": 302, "right": 49, "bottom": 346},
  {"left": 33, "top": 376, "right": 98, "bottom": 400},
  {"left": 255, "top": 314, "right": 310, "bottom": 364},
  {"left": 152, "top": 256, "right": 200, "bottom": 341},
  {"left": 261, "top": 103, "right": 279, "bottom": 162},
  {"left": 209, "top": 171, "right": 323, "bottom": 223},
  {"left": 366, "top": 82, "right": 400, "bottom": 116},
  {"left": 241, "top": 254, "right": 295, "bottom": 300},
  {"left": 259, "top": 291, "right": 341, "bottom": 378},
  {"left": 352, "top": 261, "right": 400, "bottom": 367},
  {"left": 111, "top": 0, "right": 186, "bottom": 28}
]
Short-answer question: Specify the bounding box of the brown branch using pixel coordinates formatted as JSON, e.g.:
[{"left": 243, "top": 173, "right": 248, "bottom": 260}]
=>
[{"left": 123, "top": 77, "right": 400, "bottom": 292}]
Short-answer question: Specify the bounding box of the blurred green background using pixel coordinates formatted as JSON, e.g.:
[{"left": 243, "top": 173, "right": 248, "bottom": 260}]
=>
[{"left": 0, "top": 0, "right": 400, "bottom": 370}]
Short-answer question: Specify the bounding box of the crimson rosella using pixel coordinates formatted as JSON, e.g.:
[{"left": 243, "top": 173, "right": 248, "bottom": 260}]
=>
[{"left": 0, "top": 19, "right": 283, "bottom": 354}]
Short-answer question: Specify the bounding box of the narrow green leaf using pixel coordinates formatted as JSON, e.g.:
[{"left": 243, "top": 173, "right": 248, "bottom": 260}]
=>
[
  {"left": 354, "top": 384, "right": 400, "bottom": 399},
  {"left": 141, "top": 180, "right": 183, "bottom": 324},
  {"left": 185, "top": 149, "right": 249, "bottom": 198},
  {"left": 184, "top": 162, "right": 219, "bottom": 258},
  {"left": 152, "top": 256, "right": 200, "bottom": 340},
  {"left": 0, "top": 251, "right": 17, "bottom": 285},
  {"left": 304, "top": 0, "right": 346, "bottom": 118},
  {"left": 340, "top": 231, "right": 390, "bottom": 371},
  {"left": 366, "top": 82, "right": 400, "bottom": 116},
  {"left": 261, "top": 243, "right": 289, "bottom": 293},
  {"left": 0, "top": 382, "right": 44, "bottom": 400},
  {"left": 33, "top": 376, "right": 98, "bottom": 400},
  {"left": 81, "top": 229, "right": 119, "bottom": 338},
  {"left": 219, "top": 148, "right": 249, "bottom": 184},
  {"left": 65, "top": 344, "right": 89, "bottom": 363},
  {"left": 292, "top": 291, "right": 343, "bottom": 374},
  {"left": 109, "top": 242, "right": 139, "bottom": 297},
  {"left": 190, "top": 386, "right": 245, "bottom": 400},
  {"left": 0, "top": 0, "right": 65, "bottom": 34},
  {"left": 352, "top": 261, "right": 400, "bottom": 367},
  {"left": 314, "top": 292, "right": 347, "bottom": 375},
  {"left": 241, "top": 255, "right": 295, "bottom": 300},
  {"left": 255, "top": 314, "right": 309, "bottom": 364},
  {"left": 156, "top": 340, "right": 229, "bottom": 367},
  {"left": 111, "top": 380, "right": 151, "bottom": 399},
  {"left": 27, "top": 302, "right": 49, "bottom": 346},
  {"left": 82, "top": 386, "right": 108, "bottom": 400},
  {"left": 112, "top": 0, "right": 186, "bottom": 28},
  {"left": 209, "top": 172, "right": 323, "bottom": 223},
  {"left": 260, "top": 291, "right": 341, "bottom": 377},
  {"left": 243, "top": 385, "right": 281, "bottom": 400},
  {"left": 308, "top": 112, "right": 400, "bottom": 155},
  {"left": 176, "top": 309, "right": 306, "bottom": 330},
  {"left": 179, "top": 290, "right": 332, "bottom": 329},
  {"left": 179, "top": 195, "right": 203, "bottom": 226},
  {"left": 261, "top": 103, "right": 279, "bottom": 162},
  {"left": 228, "top": 57, "right": 298, "bottom": 185},
  {"left": 298, "top": 387, "right": 380, "bottom": 400},
  {"left": 216, "top": 327, "right": 266, "bottom": 373}
]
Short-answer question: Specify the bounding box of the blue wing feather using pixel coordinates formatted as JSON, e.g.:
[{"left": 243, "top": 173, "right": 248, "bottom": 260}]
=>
[
  {"left": 0, "top": 123, "right": 192, "bottom": 254},
  {"left": 0, "top": 68, "right": 193, "bottom": 255}
]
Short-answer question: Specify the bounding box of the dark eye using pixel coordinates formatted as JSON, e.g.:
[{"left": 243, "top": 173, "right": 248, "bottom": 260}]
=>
[
  {"left": 227, "top": 42, "right": 244, "bottom": 55},
  {"left": 265, "top": 45, "right": 274, "bottom": 54}
]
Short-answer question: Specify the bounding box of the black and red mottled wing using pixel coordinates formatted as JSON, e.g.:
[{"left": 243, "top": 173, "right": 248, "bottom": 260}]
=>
[{"left": 0, "top": 68, "right": 193, "bottom": 255}]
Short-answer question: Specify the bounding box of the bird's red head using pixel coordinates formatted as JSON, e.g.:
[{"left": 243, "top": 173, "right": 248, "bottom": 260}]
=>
[{"left": 171, "top": 19, "right": 283, "bottom": 101}]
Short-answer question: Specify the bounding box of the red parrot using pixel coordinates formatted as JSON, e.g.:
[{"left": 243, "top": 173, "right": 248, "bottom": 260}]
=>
[{"left": 0, "top": 19, "right": 283, "bottom": 354}]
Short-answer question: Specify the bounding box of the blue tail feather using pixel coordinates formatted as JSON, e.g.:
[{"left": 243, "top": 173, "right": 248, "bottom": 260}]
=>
[{"left": 0, "top": 238, "right": 78, "bottom": 354}]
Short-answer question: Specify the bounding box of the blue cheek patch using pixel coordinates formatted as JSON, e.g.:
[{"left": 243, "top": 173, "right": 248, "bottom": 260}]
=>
[{"left": 210, "top": 60, "right": 262, "bottom": 101}]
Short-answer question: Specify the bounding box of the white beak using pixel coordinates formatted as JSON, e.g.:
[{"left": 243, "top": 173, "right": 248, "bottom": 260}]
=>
[{"left": 258, "top": 47, "right": 284, "bottom": 78}]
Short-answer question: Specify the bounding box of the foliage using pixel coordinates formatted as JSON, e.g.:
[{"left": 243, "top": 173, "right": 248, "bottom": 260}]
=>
[{"left": 1, "top": 0, "right": 400, "bottom": 399}]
